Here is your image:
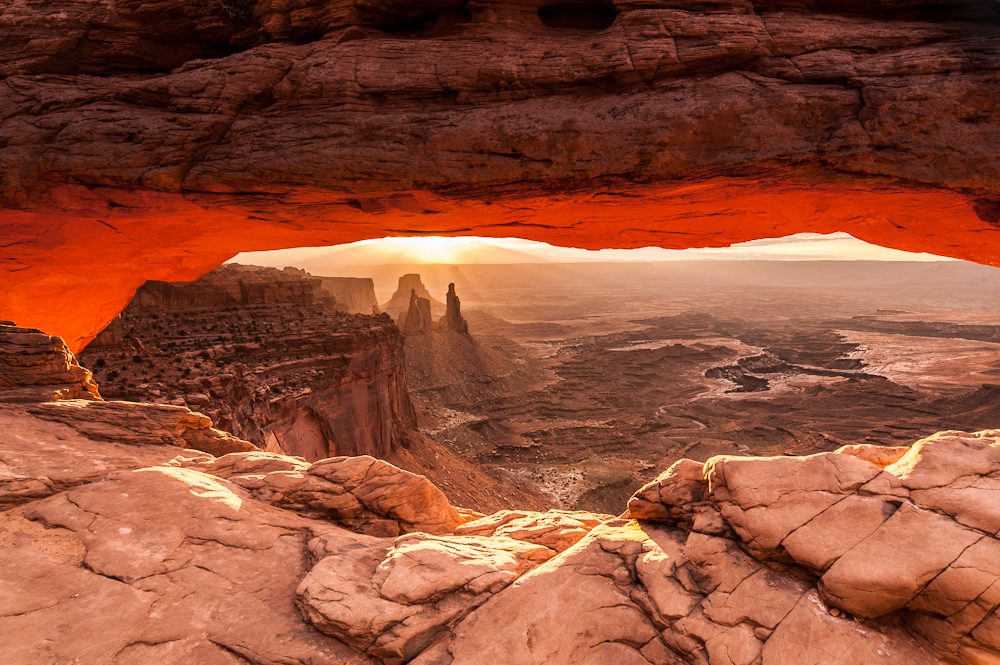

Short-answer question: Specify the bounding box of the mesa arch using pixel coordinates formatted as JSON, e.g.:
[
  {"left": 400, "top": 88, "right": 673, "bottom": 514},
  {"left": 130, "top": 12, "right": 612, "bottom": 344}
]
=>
[{"left": 0, "top": 0, "right": 997, "bottom": 351}]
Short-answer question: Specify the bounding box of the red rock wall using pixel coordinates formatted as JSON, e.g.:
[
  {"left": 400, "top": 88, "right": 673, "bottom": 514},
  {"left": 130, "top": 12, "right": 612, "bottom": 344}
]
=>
[
  {"left": 317, "top": 277, "right": 380, "bottom": 314},
  {"left": 0, "top": 0, "right": 997, "bottom": 349},
  {"left": 130, "top": 264, "right": 323, "bottom": 310},
  {"left": 220, "top": 325, "right": 418, "bottom": 460}
]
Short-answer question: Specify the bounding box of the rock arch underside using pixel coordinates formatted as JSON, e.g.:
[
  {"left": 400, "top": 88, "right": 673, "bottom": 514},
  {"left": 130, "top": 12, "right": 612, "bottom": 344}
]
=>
[
  {"left": 0, "top": 0, "right": 998, "bottom": 350},
  {"left": 4, "top": 1, "right": 1000, "bottom": 664}
]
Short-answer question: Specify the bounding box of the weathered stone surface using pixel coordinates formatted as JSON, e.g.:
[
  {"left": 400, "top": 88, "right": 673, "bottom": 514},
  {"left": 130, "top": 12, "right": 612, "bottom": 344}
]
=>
[
  {"left": 761, "top": 590, "right": 941, "bottom": 665},
  {"left": 319, "top": 276, "right": 381, "bottom": 315},
  {"left": 3, "top": 465, "right": 379, "bottom": 665},
  {"left": 83, "top": 273, "right": 419, "bottom": 461},
  {"left": 399, "top": 289, "right": 434, "bottom": 336},
  {"left": 130, "top": 263, "right": 328, "bottom": 311},
  {"left": 0, "top": 323, "right": 100, "bottom": 402},
  {"left": 437, "top": 283, "right": 469, "bottom": 335},
  {"left": 297, "top": 532, "right": 553, "bottom": 664},
  {"left": 175, "top": 451, "right": 464, "bottom": 536},
  {"left": 629, "top": 429, "right": 1000, "bottom": 663},
  {"left": 26, "top": 399, "right": 257, "bottom": 457},
  {"left": 411, "top": 520, "right": 676, "bottom": 665},
  {"left": 0, "top": 406, "right": 187, "bottom": 507},
  {"left": 455, "top": 509, "right": 612, "bottom": 552}
]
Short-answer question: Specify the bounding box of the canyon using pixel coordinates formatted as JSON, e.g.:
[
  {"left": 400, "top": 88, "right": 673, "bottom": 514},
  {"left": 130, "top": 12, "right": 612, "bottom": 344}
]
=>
[
  {"left": 4, "top": 319, "right": 1000, "bottom": 664},
  {"left": 77, "top": 264, "right": 548, "bottom": 512},
  {"left": 380, "top": 260, "right": 1000, "bottom": 513},
  {"left": 2, "top": 0, "right": 1000, "bottom": 662}
]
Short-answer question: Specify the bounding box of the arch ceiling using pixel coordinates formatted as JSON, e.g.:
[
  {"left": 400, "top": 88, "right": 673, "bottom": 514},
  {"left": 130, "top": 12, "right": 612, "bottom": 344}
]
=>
[{"left": 0, "top": 0, "right": 997, "bottom": 351}]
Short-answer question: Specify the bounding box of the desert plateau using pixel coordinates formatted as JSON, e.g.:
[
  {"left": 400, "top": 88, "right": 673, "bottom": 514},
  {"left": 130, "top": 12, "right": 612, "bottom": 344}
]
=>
[{"left": 2, "top": 0, "right": 1000, "bottom": 662}]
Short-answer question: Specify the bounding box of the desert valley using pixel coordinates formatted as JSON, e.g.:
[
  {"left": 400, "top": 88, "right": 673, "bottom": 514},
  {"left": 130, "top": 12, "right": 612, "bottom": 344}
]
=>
[
  {"left": 79, "top": 257, "right": 1000, "bottom": 518},
  {"left": 2, "top": 0, "right": 1000, "bottom": 662}
]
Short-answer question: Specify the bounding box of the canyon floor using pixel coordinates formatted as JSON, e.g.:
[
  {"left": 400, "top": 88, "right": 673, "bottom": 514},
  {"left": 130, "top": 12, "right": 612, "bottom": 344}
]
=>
[{"left": 389, "top": 261, "right": 1000, "bottom": 513}]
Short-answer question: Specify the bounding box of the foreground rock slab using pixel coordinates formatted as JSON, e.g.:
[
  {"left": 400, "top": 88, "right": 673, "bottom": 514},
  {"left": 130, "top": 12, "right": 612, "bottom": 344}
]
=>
[
  {"left": 298, "top": 532, "right": 553, "bottom": 664},
  {"left": 2, "top": 465, "right": 379, "bottom": 665},
  {"left": 4, "top": 393, "right": 1000, "bottom": 663},
  {"left": 174, "top": 451, "right": 464, "bottom": 537}
]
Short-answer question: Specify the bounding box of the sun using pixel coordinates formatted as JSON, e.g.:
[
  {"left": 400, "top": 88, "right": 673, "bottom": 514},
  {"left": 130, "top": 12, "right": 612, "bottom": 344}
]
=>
[{"left": 352, "top": 236, "right": 494, "bottom": 263}]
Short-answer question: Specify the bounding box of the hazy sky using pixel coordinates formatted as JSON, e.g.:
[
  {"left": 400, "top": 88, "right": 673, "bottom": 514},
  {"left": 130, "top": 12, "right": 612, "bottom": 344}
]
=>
[{"left": 230, "top": 232, "right": 955, "bottom": 268}]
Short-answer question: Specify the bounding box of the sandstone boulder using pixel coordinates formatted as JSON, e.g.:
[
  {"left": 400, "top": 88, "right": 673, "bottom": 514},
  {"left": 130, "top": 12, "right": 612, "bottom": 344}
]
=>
[
  {"left": 3, "top": 465, "right": 380, "bottom": 665},
  {"left": 455, "top": 509, "right": 613, "bottom": 552},
  {"left": 628, "top": 429, "right": 1000, "bottom": 663},
  {"left": 0, "top": 405, "right": 244, "bottom": 507},
  {"left": 26, "top": 399, "right": 257, "bottom": 457},
  {"left": 174, "top": 451, "right": 464, "bottom": 536},
  {"left": 297, "top": 532, "right": 553, "bottom": 664}
]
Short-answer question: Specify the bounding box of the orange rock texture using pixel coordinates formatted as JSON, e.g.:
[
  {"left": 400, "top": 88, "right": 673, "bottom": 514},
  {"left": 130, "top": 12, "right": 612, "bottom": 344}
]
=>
[{"left": 0, "top": 0, "right": 998, "bottom": 348}]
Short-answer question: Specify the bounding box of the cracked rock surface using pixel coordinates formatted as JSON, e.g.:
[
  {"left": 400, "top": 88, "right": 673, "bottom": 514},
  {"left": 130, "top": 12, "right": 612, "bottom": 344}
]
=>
[{"left": 5, "top": 404, "right": 1000, "bottom": 663}]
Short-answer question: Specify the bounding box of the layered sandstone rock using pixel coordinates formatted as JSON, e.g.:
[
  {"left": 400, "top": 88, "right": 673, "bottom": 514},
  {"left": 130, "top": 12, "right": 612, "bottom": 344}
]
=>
[
  {"left": 1, "top": 0, "right": 999, "bottom": 349},
  {"left": 297, "top": 532, "right": 554, "bottom": 664},
  {"left": 85, "top": 317, "right": 124, "bottom": 349},
  {"left": 79, "top": 266, "right": 419, "bottom": 462},
  {"left": 4, "top": 465, "right": 381, "bottom": 665},
  {"left": 25, "top": 400, "right": 256, "bottom": 458},
  {"left": 0, "top": 322, "right": 100, "bottom": 403},
  {"left": 170, "top": 451, "right": 464, "bottom": 536},
  {"left": 626, "top": 435, "right": 1000, "bottom": 664},
  {"left": 220, "top": 323, "right": 419, "bottom": 460},
  {"left": 399, "top": 289, "right": 434, "bottom": 335},
  {"left": 130, "top": 263, "right": 328, "bottom": 311},
  {"left": 318, "top": 276, "right": 381, "bottom": 315}
]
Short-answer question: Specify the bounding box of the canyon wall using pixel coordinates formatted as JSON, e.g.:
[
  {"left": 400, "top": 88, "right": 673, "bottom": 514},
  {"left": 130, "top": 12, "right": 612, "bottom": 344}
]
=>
[
  {"left": 318, "top": 276, "right": 380, "bottom": 314},
  {"left": 2, "top": 0, "right": 996, "bottom": 348},
  {"left": 80, "top": 265, "right": 419, "bottom": 461},
  {"left": 222, "top": 325, "right": 418, "bottom": 460},
  {"left": 130, "top": 264, "right": 327, "bottom": 311}
]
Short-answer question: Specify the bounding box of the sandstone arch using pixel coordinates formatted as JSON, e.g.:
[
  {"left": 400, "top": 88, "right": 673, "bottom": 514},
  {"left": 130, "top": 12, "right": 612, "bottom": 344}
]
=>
[{"left": 0, "top": 0, "right": 997, "bottom": 350}]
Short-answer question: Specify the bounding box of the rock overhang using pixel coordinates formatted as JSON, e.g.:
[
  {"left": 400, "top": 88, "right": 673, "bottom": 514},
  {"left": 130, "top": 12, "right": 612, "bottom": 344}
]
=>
[{"left": 0, "top": 0, "right": 998, "bottom": 349}]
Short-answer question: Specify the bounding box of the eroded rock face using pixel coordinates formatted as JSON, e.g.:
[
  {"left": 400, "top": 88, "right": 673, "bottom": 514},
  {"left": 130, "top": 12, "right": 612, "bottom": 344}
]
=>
[
  {"left": 319, "top": 276, "right": 381, "bottom": 315},
  {"left": 0, "top": 323, "right": 100, "bottom": 403},
  {"left": 628, "top": 435, "right": 1000, "bottom": 664},
  {"left": 384, "top": 275, "right": 444, "bottom": 318},
  {"left": 399, "top": 289, "right": 434, "bottom": 335},
  {"left": 171, "top": 450, "right": 464, "bottom": 536},
  {"left": 130, "top": 263, "right": 329, "bottom": 311},
  {"left": 79, "top": 273, "right": 419, "bottom": 461},
  {"left": 3, "top": 465, "right": 381, "bottom": 665},
  {"left": 297, "top": 532, "right": 554, "bottom": 664}
]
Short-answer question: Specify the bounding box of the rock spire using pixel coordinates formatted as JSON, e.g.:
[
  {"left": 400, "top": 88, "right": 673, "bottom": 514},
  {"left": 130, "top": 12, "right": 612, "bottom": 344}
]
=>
[
  {"left": 438, "top": 283, "right": 469, "bottom": 334},
  {"left": 398, "top": 290, "right": 433, "bottom": 335}
]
